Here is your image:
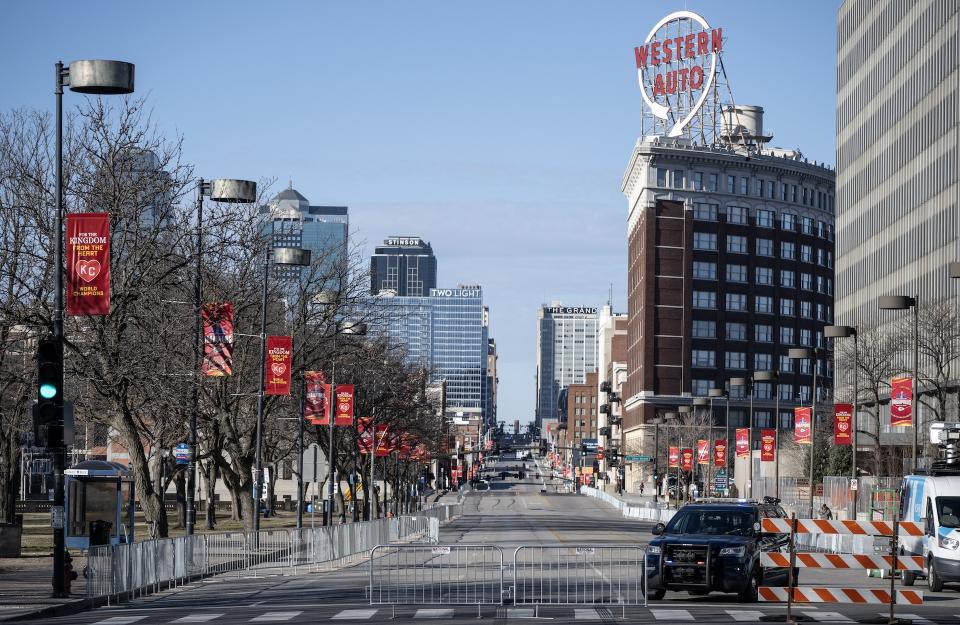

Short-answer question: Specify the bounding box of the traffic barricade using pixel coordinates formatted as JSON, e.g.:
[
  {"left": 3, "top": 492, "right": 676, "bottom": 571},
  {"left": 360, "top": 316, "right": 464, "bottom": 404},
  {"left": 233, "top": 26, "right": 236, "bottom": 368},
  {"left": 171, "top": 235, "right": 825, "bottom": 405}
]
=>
[
  {"left": 512, "top": 545, "right": 646, "bottom": 616},
  {"left": 758, "top": 515, "right": 923, "bottom": 623}
]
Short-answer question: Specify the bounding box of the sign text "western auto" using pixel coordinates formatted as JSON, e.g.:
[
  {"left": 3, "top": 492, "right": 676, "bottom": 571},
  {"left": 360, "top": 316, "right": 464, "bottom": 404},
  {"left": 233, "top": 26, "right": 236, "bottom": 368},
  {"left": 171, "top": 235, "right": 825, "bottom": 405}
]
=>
[{"left": 635, "top": 26, "right": 722, "bottom": 96}]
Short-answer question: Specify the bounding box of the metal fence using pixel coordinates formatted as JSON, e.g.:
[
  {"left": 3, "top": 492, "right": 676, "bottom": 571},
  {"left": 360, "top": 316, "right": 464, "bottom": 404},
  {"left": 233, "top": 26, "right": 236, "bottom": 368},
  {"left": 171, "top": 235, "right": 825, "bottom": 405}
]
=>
[
  {"left": 512, "top": 545, "right": 646, "bottom": 607},
  {"left": 821, "top": 476, "right": 901, "bottom": 520},
  {"left": 86, "top": 506, "right": 459, "bottom": 603}
]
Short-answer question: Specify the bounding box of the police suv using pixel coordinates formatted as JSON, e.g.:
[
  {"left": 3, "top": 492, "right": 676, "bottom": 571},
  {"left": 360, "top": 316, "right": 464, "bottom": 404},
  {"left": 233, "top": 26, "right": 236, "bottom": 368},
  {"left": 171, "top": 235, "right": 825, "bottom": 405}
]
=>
[{"left": 646, "top": 497, "right": 792, "bottom": 601}]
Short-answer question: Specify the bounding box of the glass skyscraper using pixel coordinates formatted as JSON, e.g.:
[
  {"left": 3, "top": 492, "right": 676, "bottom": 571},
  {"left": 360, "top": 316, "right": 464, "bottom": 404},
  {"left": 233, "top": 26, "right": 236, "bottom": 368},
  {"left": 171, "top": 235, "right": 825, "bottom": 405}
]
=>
[
  {"left": 535, "top": 304, "right": 599, "bottom": 428},
  {"left": 370, "top": 236, "right": 437, "bottom": 296}
]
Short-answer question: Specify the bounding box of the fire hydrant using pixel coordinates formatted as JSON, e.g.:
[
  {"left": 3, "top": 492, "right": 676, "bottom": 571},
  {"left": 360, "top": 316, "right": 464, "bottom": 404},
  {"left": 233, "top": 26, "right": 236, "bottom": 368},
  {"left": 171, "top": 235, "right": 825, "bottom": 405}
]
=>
[{"left": 63, "top": 552, "right": 78, "bottom": 594}]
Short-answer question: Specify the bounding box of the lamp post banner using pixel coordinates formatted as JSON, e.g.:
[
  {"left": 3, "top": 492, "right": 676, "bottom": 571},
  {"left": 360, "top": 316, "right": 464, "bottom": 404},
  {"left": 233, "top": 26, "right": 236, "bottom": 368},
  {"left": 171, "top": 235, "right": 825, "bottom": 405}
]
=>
[
  {"left": 66, "top": 212, "right": 110, "bottom": 316},
  {"left": 714, "top": 439, "right": 727, "bottom": 467},
  {"left": 335, "top": 384, "right": 355, "bottom": 425},
  {"left": 304, "top": 371, "right": 327, "bottom": 424},
  {"left": 201, "top": 302, "right": 234, "bottom": 376},
  {"left": 264, "top": 335, "right": 292, "bottom": 396},
  {"left": 890, "top": 377, "right": 913, "bottom": 427},
  {"left": 696, "top": 439, "right": 709, "bottom": 465},
  {"left": 735, "top": 428, "right": 749, "bottom": 458},
  {"left": 760, "top": 429, "right": 776, "bottom": 461},
  {"left": 668, "top": 446, "right": 679, "bottom": 468},
  {"left": 834, "top": 403, "right": 853, "bottom": 445},
  {"left": 681, "top": 447, "right": 693, "bottom": 472},
  {"left": 794, "top": 407, "right": 812, "bottom": 445}
]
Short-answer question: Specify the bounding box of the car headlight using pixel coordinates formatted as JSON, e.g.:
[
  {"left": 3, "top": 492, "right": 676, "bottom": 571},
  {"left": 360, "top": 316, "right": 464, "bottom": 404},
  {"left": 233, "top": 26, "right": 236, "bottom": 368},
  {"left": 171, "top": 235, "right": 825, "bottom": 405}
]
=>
[
  {"left": 939, "top": 535, "right": 960, "bottom": 550},
  {"left": 648, "top": 546, "right": 661, "bottom": 555},
  {"left": 719, "top": 546, "right": 745, "bottom": 557}
]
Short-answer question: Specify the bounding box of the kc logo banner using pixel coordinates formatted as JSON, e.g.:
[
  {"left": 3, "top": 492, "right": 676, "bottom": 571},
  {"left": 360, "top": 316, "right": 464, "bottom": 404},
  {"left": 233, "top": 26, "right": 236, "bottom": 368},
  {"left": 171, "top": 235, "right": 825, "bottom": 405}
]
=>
[
  {"left": 201, "top": 303, "right": 234, "bottom": 377},
  {"left": 668, "top": 446, "right": 679, "bottom": 469},
  {"left": 67, "top": 213, "right": 110, "bottom": 316},
  {"left": 890, "top": 377, "right": 913, "bottom": 427},
  {"left": 794, "top": 407, "right": 812, "bottom": 445},
  {"left": 714, "top": 439, "right": 727, "bottom": 467},
  {"left": 760, "top": 429, "right": 776, "bottom": 462},
  {"left": 834, "top": 403, "right": 853, "bottom": 445},
  {"left": 265, "top": 336, "right": 292, "bottom": 396},
  {"left": 696, "top": 439, "right": 709, "bottom": 465},
  {"left": 736, "top": 428, "right": 749, "bottom": 458},
  {"left": 680, "top": 448, "right": 693, "bottom": 472}
]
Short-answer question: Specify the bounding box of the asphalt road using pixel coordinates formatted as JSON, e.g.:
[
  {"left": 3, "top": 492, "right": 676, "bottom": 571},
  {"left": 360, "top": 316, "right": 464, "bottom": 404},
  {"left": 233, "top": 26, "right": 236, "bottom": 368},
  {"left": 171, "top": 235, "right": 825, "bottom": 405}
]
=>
[{"left": 41, "top": 456, "right": 960, "bottom": 624}]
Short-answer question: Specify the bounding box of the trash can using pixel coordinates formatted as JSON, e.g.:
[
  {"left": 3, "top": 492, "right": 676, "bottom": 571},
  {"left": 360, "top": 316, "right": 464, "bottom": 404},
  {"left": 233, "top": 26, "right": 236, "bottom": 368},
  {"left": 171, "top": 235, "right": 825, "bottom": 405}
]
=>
[{"left": 89, "top": 520, "right": 112, "bottom": 546}]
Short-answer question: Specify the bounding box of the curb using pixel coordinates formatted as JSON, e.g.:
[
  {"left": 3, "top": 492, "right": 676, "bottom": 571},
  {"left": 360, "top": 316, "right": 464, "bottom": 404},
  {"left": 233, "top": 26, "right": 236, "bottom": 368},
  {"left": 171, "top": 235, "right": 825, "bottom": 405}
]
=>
[{"left": 0, "top": 596, "right": 106, "bottom": 622}]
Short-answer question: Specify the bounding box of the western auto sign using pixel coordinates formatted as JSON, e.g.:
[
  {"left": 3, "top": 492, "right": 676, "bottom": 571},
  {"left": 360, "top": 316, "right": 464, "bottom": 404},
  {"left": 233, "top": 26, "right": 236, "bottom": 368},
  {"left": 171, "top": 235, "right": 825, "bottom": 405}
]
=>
[
  {"left": 335, "top": 384, "right": 354, "bottom": 425},
  {"left": 760, "top": 429, "right": 776, "bottom": 462},
  {"left": 834, "top": 403, "right": 853, "bottom": 445},
  {"left": 264, "top": 336, "right": 292, "bottom": 395},
  {"left": 201, "top": 302, "right": 234, "bottom": 376},
  {"left": 680, "top": 448, "right": 693, "bottom": 472},
  {"left": 634, "top": 11, "right": 722, "bottom": 137},
  {"left": 794, "top": 407, "right": 812, "bottom": 444},
  {"left": 714, "top": 439, "right": 727, "bottom": 467},
  {"left": 66, "top": 213, "right": 110, "bottom": 315},
  {"left": 696, "top": 439, "right": 709, "bottom": 465},
  {"left": 304, "top": 371, "right": 327, "bottom": 424},
  {"left": 735, "top": 428, "right": 749, "bottom": 458},
  {"left": 890, "top": 377, "right": 913, "bottom": 427},
  {"left": 668, "top": 446, "right": 679, "bottom": 468}
]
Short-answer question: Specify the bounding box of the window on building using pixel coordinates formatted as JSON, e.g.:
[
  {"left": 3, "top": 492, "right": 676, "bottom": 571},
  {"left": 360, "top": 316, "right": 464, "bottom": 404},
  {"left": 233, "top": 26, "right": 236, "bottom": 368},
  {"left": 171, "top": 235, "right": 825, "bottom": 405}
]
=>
[
  {"left": 694, "top": 232, "right": 718, "bottom": 250},
  {"left": 800, "top": 301, "right": 813, "bottom": 319},
  {"left": 740, "top": 177, "right": 749, "bottom": 195},
  {"left": 727, "top": 235, "right": 748, "bottom": 253},
  {"left": 781, "top": 270, "right": 795, "bottom": 288},
  {"left": 755, "top": 295, "right": 773, "bottom": 314},
  {"left": 727, "top": 175, "right": 736, "bottom": 193},
  {"left": 726, "top": 293, "right": 747, "bottom": 311},
  {"left": 781, "top": 241, "right": 796, "bottom": 260},
  {"left": 693, "top": 203, "right": 718, "bottom": 221},
  {"left": 693, "top": 172, "right": 704, "bottom": 191},
  {"left": 708, "top": 173, "right": 718, "bottom": 192},
  {"left": 780, "top": 355, "right": 793, "bottom": 373},
  {"left": 803, "top": 188, "right": 809, "bottom": 205},
  {"left": 727, "top": 205, "right": 748, "bottom": 224},
  {"left": 780, "top": 326, "right": 794, "bottom": 344},
  {"left": 656, "top": 168, "right": 667, "bottom": 187},
  {"left": 754, "top": 179, "right": 763, "bottom": 196},
  {"left": 817, "top": 221, "right": 827, "bottom": 238},
  {"left": 816, "top": 303, "right": 825, "bottom": 321},
  {"left": 727, "top": 264, "right": 748, "bottom": 283},
  {"left": 755, "top": 353, "right": 772, "bottom": 371},
  {"left": 802, "top": 217, "right": 814, "bottom": 235},
  {"left": 800, "top": 328, "right": 812, "bottom": 346},
  {"left": 692, "top": 379, "right": 712, "bottom": 396},
  {"left": 755, "top": 324, "right": 773, "bottom": 342},
  {"left": 792, "top": 185, "right": 798, "bottom": 203},
  {"left": 782, "top": 213, "right": 796, "bottom": 231},
  {"left": 801, "top": 273, "right": 813, "bottom": 290},
  {"left": 779, "top": 383, "right": 793, "bottom": 401},
  {"left": 798, "top": 385, "right": 811, "bottom": 402},
  {"left": 755, "top": 384, "right": 773, "bottom": 401},
  {"left": 816, "top": 276, "right": 825, "bottom": 293},
  {"left": 756, "top": 267, "right": 773, "bottom": 285},
  {"left": 766, "top": 180, "right": 775, "bottom": 199},
  {"left": 799, "top": 359, "right": 812, "bottom": 375},
  {"left": 693, "top": 291, "right": 717, "bottom": 309},
  {"left": 780, "top": 298, "right": 795, "bottom": 316},
  {"left": 693, "top": 261, "right": 717, "bottom": 279},
  {"left": 692, "top": 350, "right": 716, "bottom": 367},
  {"left": 817, "top": 248, "right": 826, "bottom": 266},
  {"left": 725, "top": 352, "right": 746, "bottom": 369},
  {"left": 756, "top": 238, "right": 774, "bottom": 256},
  {"left": 692, "top": 319, "right": 717, "bottom": 338},
  {"left": 757, "top": 209, "right": 774, "bottom": 228},
  {"left": 673, "top": 169, "right": 686, "bottom": 190},
  {"left": 726, "top": 322, "right": 747, "bottom": 340}
]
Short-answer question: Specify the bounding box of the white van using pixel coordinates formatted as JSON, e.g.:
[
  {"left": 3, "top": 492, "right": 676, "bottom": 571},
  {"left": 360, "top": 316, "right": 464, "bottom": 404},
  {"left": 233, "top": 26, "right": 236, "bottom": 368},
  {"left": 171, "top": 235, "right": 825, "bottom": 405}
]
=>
[{"left": 899, "top": 472, "right": 960, "bottom": 591}]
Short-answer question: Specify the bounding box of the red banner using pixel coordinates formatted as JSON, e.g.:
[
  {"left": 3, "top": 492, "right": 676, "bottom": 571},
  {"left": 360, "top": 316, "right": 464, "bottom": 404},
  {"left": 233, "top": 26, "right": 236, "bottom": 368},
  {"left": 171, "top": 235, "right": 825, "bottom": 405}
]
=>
[
  {"left": 334, "top": 384, "right": 354, "bottom": 426},
  {"left": 265, "top": 336, "right": 293, "bottom": 395},
  {"left": 358, "top": 418, "right": 392, "bottom": 456},
  {"left": 794, "top": 407, "right": 812, "bottom": 444},
  {"left": 735, "top": 428, "right": 749, "bottom": 458},
  {"left": 890, "top": 377, "right": 913, "bottom": 427},
  {"left": 834, "top": 403, "right": 853, "bottom": 445},
  {"left": 760, "top": 429, "right": 776, "bottom": 462},
  {"left": 680, "top": 448, "right": 693, "bottom": 472},
  {"left": 668, "top": 446, "right": 679, "bottom": 468},
  {"left": 66, "top": 212, "right": 110, "bottom": 316},
  {"left": 304, "top": 371, "right": 327, "bottom": 424},
  {"left": 714, "top": 439, "right": 727, "bottom": 467},
  {"left": 201, "top": 302, "right": 234, "bottom": 376},
  {"left": 696, "top": 439, "right": 709, "bottom": 465}
]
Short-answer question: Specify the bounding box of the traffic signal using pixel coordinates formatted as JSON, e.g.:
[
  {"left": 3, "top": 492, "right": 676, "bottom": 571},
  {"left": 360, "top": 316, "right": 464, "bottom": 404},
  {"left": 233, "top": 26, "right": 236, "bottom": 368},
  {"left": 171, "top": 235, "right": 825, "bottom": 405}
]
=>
[
  {"left": 607, "top": 448, "right": 619, "bottom": 462},
  {"left": 33, "top": 337, "right": 63, "bottom": 448}
]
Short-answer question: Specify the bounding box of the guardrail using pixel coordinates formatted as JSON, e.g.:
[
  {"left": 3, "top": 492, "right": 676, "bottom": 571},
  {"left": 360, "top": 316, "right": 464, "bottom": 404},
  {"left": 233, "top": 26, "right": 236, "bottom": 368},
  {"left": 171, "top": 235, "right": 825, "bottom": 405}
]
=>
[
  {"left": 579, "top": 486, "right": 677, "bottom": 524},
  {"left": 86, "top": 506, "right": 459, "bottom": 604}
]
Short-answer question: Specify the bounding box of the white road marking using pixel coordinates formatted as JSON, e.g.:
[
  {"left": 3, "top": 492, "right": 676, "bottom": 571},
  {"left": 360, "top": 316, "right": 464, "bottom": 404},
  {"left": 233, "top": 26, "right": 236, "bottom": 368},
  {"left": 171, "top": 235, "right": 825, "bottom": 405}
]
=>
[
  {"left": 414, "top": 609, "right": 454, "bottom": 619},
  {"left": 172, "top": 615, "right": 225, "bottom": 623},
  {"left": 651, "top": 609, "right": 694, "bottom": 621},
  {"left": 331, "top": 609, "right": 378, "bottom": 620},
  {"left": 726, "top": 610, "right": 766, "bottom": 621},
  {"left": 574, "top": 608, "right": 601, "bottom": 620},
  {"left": 249, "top": 612, "right": 302, "bottom": 622},
  {"left": 93, "top": 618, "right": 149, "bottom": 625},
  {"left": 804, "top": 612, "right": 853, "bottom": 622},
  {"left": 884, "top": 616, "right": 931, "bottom": 624}
]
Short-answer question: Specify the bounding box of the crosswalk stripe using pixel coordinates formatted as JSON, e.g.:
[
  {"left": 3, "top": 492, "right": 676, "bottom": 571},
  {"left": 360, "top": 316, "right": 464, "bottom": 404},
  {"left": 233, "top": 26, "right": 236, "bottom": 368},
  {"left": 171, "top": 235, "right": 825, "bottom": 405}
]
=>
[
  {"left": 804, "top": 611, "right": 853, "bottom": 622},
  {"left": 726, "top": 610, "right": 765, "bottom": 621},
  {"left": 651, "top": 609, "right": 694, "bottom": 621},
  {"left": 414, "top": 609, "right": 454, "bottom": 619},
  {"left": 332, "top": 609, "right": 378, "bottom": 620},
  {"left": 574, "top": 609, "right": 601, "bottom": 620},
  {"left": 884, "top": 615, "right": 931, "bottom": 624},
  {"left": 172, "top": 615, "right": 225, "bottom": 623},
  {"left": 93, "top": 618, "right": 148, "bottom": 625},
  {"left": 249, "top": 612, "right": 302, "bottom": 622}
]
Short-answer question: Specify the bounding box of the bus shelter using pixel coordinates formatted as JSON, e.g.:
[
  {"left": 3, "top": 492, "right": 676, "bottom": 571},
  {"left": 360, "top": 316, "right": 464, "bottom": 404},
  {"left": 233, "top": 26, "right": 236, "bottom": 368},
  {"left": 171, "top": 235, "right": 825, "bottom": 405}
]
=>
[{"left": 65, "top": 460, "right": 135, "bottom": 550}]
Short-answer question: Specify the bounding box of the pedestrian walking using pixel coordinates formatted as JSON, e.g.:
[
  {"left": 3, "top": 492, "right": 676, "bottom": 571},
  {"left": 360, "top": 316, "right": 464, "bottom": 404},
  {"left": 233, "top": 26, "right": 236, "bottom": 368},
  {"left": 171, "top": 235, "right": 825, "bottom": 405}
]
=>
[
  {"left": 819, "top": 503, "right": 833, "bottom": 520},
  {"left": 639, "top": 482, "right": 645, "bottom": 497}
]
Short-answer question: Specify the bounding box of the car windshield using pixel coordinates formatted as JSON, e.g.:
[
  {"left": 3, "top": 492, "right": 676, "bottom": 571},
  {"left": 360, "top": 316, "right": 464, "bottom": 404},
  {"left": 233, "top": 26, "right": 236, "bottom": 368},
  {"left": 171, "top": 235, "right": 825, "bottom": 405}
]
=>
[
  {"left": 937, "top": 497, "right": 960, "bottom": 528},
  {"left": 664, "top": 509, "right": 756, "bottom": 536}
]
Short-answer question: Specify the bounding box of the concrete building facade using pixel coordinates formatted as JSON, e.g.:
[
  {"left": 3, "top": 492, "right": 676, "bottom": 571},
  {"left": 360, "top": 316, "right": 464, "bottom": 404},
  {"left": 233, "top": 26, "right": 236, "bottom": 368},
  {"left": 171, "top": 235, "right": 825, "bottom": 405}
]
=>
[{"left": 535, "top": 304, "right": 599, "bottom": 429}]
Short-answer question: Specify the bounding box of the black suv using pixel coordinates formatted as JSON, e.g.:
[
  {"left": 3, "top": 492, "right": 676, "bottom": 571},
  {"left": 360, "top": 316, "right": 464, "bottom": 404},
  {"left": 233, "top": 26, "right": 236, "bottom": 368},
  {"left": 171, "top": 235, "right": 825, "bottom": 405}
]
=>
[{"left": 646, "top": 498, "right": 793, "bottom": 601}]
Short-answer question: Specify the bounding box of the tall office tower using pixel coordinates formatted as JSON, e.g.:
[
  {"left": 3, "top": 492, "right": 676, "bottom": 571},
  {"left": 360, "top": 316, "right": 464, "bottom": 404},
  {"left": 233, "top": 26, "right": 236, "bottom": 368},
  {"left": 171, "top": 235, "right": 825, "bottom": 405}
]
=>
[
  {"left": 535, "top": 304, "right": 599, "bottom": 430},
  {"left": 259, "top": 184, "right": 348, "bottom": 284},
  {"left": 370, "top": 236, "right": 438, "bottom": 296},
  {"left": 621, "top": 10, "right": 836, "bottom": 487}
]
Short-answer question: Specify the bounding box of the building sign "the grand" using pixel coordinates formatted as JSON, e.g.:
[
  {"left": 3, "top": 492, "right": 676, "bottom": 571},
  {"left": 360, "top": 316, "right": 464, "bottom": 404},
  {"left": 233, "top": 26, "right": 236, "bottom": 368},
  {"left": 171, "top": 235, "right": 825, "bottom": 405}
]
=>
[{"left": 545, "top": 307, "right": 597, "bottom": 315}]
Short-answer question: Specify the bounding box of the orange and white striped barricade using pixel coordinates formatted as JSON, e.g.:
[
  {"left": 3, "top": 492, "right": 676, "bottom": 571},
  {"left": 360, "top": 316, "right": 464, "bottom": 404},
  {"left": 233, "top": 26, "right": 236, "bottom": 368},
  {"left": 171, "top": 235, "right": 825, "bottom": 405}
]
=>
[
  {"left": 760, "top": 552, "right": 925, "bottom": 572},
  {"left": 759, "top": 587, "right": 923, "bottom": 605},
  {"left": 760, "top": 518, "right": 922, "bottom": 537}
]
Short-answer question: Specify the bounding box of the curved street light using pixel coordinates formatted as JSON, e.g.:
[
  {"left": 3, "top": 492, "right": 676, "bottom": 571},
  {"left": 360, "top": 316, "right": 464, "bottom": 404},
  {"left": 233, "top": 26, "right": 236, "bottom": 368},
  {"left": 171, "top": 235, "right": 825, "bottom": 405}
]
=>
[
  {"left": 825, "top": 324, "right": 858, "bottom": 519},
  {"left": 878, "top": 295, "right": 919, "bottom": 473}
]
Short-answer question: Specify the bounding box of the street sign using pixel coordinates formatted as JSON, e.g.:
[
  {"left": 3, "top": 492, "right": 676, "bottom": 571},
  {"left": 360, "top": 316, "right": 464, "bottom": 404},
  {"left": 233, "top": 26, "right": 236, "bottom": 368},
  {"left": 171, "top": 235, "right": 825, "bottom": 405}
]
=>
[
  {"left": 714, "top": 469, "right": 728, "bottom": 490},
  {"left": 302, "top": 443, "right": 328, "bottom": 483},
  {"left": 850, "top": 478, "right": 859, "bottom": 491},
  {"left": 625, "top": 455, "right": 651, "bottom": 462},
  {"left": 173, "top": 443, "right": 191, "bottom": 465}
]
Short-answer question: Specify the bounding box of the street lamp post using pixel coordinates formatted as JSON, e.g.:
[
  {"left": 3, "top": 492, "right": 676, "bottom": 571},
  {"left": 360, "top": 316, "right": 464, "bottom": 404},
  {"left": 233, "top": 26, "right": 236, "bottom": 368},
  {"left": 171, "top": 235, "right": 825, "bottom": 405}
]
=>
[
  {"left": 825, "top": 324, "right": 858, "bottom": 519},
  {"left": 693, "top": 397, "right": 710, "bottom": 497},
  {"left": 878, "top": 295, "right": 919, "bottom": 473},
  {"left": 709, "top": 388, "right": 728, "bottom": 494},
  {"left": 789, "top": 347, "right": 821, "bottom": 517},
  {"left": 52, "top": 59, "right": 134, "bottom": 598},
  {"left": 664, "top": 411, "right": 678, "bottom": 507},
  {"left": 753, "top": 371, "right": 779, "bottom": 500},
  {"left": 679, "top": 405, "right": 692, "bottom": 501},
  {"left": 253, "top": 246, "right": 311, "bottom": 536},
  {"left": 730, "top": 377, "right": 754, "bottom": 498},
  {"left": 189, "top": 179, "right": 256, "bottom": 536},
  {"left": 651, "top": 417, "right": 663, "bottom": 504}
]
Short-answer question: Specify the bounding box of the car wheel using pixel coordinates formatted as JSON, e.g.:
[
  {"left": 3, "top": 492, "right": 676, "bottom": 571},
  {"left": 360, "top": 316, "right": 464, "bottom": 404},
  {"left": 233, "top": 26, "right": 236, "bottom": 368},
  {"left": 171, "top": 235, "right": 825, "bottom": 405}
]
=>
[
  {"left": 738, "top": 568, "right": 760, "bottom": 602},
  {"left": 902, "top": 570, "right": 915, "bottom": 586},
  {"left": 929, "top": 558, "right": 944, "bottom": 592},
  {"left": 647, "top": 588, "right": 666, "bottom": 600}
]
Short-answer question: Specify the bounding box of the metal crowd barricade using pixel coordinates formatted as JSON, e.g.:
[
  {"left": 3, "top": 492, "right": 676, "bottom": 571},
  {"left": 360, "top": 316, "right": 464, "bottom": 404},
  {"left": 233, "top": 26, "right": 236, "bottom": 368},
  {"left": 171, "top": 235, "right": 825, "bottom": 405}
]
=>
[
  {"left": 512, "top": 545, "right": 646, "bottom": 613},
  {"left": 369, "top": 544, "right": 505, "bottom": 613}
]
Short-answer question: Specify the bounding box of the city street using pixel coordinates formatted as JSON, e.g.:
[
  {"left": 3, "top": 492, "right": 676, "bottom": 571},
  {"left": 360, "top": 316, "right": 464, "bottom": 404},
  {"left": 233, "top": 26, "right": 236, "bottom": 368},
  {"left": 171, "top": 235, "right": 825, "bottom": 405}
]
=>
[{"left": 37, "top": 457, "right": 960, "bottom": 625}]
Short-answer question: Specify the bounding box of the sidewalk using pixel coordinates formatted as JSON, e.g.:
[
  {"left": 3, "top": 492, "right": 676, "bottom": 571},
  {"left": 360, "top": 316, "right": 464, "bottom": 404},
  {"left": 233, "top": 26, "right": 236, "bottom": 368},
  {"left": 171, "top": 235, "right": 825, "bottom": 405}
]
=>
[{"left": 0, "top": 555, "right": 96, "bottom": 622}]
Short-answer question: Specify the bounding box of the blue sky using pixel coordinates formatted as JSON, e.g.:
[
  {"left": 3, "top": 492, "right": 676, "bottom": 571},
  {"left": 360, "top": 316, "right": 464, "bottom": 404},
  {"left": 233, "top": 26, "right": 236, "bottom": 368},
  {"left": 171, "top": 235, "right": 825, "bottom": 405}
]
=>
[{"left": 2, "top": 1, "right": 840, "bottom": 426}]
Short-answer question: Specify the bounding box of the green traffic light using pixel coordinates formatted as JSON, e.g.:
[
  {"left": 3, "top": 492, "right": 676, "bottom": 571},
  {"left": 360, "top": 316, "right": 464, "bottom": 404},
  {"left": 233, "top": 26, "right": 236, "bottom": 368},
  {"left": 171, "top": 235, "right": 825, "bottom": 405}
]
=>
[{"left": 39, "top": 383, "right": 58, "bottom": 399}]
